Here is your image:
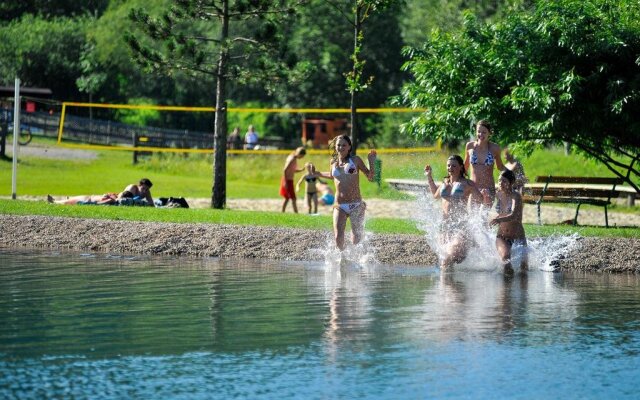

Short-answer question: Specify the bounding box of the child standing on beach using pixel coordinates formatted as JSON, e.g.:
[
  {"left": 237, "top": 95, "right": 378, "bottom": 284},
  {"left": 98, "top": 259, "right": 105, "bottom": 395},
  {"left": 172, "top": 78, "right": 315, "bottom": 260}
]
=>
[
  {"left": 296, "top": 163, "right": 321, "bottom": 214},
  {"left": 316, "top": 135, "right": 376, "bottom": 251},
  {"left": 280, "top": 147, "right": 307, "bottom": 213}
]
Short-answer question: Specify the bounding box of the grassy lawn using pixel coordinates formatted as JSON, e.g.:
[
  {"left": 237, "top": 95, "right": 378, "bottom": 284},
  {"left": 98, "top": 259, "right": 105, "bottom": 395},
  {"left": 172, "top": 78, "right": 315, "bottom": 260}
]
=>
[
  {"left": 1, "top": 139, "right": 637, "bottom": 238},
  {"left": 2, "top": 139, "right": 637, "bottom": 199},
  {"left": 1, "top": 199, "right": 638, "bottom": 238}
]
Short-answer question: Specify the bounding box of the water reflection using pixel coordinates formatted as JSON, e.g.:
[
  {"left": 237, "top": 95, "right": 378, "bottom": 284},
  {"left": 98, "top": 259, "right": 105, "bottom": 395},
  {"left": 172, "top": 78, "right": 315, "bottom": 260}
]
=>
[{"left": 1, "top": 249, "right": 640, "bottom": 399}]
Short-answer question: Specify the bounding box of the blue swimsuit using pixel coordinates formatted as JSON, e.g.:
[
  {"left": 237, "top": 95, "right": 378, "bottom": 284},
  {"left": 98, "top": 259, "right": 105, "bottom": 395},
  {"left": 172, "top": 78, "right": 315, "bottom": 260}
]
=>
[{"left": 470, "top": 150, "right": 495, "bottom": 166}]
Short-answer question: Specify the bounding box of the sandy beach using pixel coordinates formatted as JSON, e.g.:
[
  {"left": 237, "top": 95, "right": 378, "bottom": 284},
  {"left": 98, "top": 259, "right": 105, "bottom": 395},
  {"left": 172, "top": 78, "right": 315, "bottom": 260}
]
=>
[{"left": 1, "top": 214, "right": 638, "bottom": 273}]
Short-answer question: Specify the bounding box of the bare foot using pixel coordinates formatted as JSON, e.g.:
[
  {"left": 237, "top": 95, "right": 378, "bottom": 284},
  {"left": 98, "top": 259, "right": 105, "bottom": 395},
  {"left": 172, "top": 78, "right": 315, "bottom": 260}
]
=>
[
  {"left": 504, "top": 263, "right": 514, "bottom": 276},
  {"left": 47, "top": 194, "right": 54, "bottom": 203}
]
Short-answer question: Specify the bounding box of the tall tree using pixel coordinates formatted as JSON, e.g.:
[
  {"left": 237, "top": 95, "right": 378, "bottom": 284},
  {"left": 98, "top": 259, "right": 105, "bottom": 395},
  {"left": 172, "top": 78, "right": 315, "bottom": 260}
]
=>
[
  {"left": 398, "top": 0, "right": 640, "bottom": 190},
  {"left": 127, "top": 0, "right": 304, "bottom": 208},
  {"left": 323, "top": 0, "right": 398, "bottom": 152}
]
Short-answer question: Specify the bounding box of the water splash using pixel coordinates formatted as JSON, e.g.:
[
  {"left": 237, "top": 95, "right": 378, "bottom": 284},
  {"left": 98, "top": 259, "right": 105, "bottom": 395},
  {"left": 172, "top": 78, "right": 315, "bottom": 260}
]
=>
[
  {"left": 527, "top": 233, "right": 581, "bottom": 272},
  {"left": 316, "top": 225, "right": 378, "bottom": 268},
  {"left": 412, "top": 192, "right": 581, "bottom": 273}
]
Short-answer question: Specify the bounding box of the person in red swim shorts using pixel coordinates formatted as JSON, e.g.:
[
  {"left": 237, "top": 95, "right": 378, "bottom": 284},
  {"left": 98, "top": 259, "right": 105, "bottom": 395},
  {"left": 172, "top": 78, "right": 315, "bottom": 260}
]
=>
[{"left": 280, "top": 147, "right": 306, "bottom": 213}]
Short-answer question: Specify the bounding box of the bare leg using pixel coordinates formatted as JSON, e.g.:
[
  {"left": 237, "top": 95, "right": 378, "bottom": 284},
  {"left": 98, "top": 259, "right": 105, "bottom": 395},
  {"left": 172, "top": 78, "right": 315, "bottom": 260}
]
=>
[
  {"left": 496, "top": 237, "right": 514, "bottom": 275},
  {"left": 441, "top": 235, "right": 468, "bottom": 270},
  {"left": 306, "top": 194, "right": 313, "bottom": 214},
  {"left": 333, "top": 207, "right": 348, "bottom": 251},
  {"left": 292, "top": 199, "right": 298, "bottom": 213},
  {"left": 281, "top": 198, "right": 289, "bottom": 212},
  {"left": 312, "top": 193, "right": 318, "bottom": 214},
  {"left": 349, "top": 203, "right": 367, "bottom": 246}
]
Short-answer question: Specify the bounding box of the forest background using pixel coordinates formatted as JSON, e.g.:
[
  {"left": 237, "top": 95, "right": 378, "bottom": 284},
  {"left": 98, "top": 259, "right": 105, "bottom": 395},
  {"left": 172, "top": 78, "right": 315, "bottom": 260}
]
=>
[
  {"left": 0, "top": 0, "right": 530, "bottom": 148},
  {"left": 1, "top": 0, "right": 638, "bottom": 204}
]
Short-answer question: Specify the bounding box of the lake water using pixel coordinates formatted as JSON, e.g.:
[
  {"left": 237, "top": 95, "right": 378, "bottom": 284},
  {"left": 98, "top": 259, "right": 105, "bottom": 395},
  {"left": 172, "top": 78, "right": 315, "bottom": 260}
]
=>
[{"left": 1, "top": 249, "right": 639, "bottom": 399}]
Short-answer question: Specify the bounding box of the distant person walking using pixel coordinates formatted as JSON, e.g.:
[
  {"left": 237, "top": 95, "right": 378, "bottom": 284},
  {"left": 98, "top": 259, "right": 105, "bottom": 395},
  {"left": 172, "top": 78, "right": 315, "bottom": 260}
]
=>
[
  {"left": 280, "top": 147, "right": 307, "bottom": 213},
  {"left": 244, "top": 125, "right": 259, "bottom": 150}
]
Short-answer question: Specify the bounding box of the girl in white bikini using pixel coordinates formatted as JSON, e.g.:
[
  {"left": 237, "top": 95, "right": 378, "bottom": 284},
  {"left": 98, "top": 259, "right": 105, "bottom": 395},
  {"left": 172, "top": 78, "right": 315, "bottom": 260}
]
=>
[
  {"left": 464, "top": 120, "right": 505, "bottom": 206},
  {"left": 316, "top": 135, "right": 376, "bottom": 251}
]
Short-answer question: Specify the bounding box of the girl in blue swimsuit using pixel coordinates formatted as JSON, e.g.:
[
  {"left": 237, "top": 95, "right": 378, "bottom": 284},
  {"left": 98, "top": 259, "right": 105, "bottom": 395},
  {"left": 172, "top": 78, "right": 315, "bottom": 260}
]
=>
[
  {"left": 425, "top": 155, "right": 486, "bottom": 270},
  {"left": 464, "top": 120, "right": 506, "bottom": 207},
  {"left": 316, "top": 135, "right": 376, "bottom": 251}
]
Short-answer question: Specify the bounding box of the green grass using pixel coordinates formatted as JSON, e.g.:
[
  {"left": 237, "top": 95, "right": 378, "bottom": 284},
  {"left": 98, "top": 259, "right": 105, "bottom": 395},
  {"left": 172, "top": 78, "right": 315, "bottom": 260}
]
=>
[
  {"left": 1, "top": 139, "right": 637, "bottom": 238},
  {"left": 2, "top": 139, "right": 636, "bottom": 199},
  {"left": 1, "top": 199, "right": 637, "bottom": 238}
]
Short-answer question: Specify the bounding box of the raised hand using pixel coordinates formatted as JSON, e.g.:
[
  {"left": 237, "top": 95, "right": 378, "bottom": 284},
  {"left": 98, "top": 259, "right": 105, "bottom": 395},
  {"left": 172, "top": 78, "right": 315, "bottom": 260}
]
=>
[
  {"left": 367, "top": 149, "right": 377, "bottom": 164},
  {"left": 424, "top": 164, "right": 433, "bottom": 177}
]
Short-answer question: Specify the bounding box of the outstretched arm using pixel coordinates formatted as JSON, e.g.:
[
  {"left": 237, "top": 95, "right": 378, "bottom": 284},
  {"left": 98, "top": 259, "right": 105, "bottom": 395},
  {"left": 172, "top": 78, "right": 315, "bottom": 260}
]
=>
[
  {"left": 296, "top": 175, "right": 305, "bottom": 192},
  {"left": 314, "top": 162, "right": 335, "bottom": 180}
]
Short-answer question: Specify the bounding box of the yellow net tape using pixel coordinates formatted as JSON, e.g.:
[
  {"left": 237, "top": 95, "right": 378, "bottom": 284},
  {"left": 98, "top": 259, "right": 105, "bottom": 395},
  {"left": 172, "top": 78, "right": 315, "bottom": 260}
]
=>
[{"left": 57, "top": 102, "right": 436, "bottom": 154}]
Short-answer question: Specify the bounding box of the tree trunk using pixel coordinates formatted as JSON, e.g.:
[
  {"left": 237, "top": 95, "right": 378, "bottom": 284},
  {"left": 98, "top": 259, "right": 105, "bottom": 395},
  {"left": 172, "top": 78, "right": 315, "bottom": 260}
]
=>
[
  {"left": 211, "top": 0, "right": 230, "bottom": 209},
  {"left": 349, "top": 5, "right": 361, "bottom": 155}
]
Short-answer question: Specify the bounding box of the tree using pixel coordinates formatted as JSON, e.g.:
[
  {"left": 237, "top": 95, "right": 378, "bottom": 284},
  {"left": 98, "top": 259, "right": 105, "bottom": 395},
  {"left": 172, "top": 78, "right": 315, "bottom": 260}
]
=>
[
  {"left": 0, "top": 15, "right": 89, "bottom": 100},
  {"left": 324, "top": 0, "right": 398, "bottom": 152},
  {"left": 126, "top": 0, "right": 305, "bottom": 208},
  {"left": 398, "top": 0, "right": 640, "bottom": 191}
]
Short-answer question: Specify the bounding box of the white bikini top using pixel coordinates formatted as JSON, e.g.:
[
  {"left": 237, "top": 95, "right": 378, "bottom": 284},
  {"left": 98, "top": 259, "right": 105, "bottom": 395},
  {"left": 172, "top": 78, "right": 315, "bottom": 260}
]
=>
[{"left": 332, "top": 157, "right": 358, "bottom": 177}]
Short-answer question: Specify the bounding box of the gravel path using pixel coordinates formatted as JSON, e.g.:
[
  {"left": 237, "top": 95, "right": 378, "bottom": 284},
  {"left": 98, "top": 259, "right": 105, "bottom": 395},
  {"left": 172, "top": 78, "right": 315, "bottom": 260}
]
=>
[{"left": 1, "top": 215, "right": 638, "bottom": 273}]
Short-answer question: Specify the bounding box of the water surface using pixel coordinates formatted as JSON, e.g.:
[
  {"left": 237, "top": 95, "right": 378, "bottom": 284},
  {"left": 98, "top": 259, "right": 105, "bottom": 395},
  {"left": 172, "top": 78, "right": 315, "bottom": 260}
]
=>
[{"left": 1, "top": 249, "right": 639, "bottom": 399}]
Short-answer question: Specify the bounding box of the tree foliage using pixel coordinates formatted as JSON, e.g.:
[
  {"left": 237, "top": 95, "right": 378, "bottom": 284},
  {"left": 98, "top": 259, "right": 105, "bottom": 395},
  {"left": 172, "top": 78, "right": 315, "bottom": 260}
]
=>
[
  {"left": 0, "top": 15, "right": 89, "bottom": 100},
  {"left": 126, "top": 0, "right": 305, "bottom": 208},
  {"left": 398, "top": 0, "right": 640, "bottom": 190}
]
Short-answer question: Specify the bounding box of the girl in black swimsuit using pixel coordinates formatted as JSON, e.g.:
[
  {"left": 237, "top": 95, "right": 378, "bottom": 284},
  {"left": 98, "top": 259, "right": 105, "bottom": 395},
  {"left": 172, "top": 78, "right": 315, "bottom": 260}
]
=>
[
  {"left": 489, "top": 169, "right": 528, "bottom": 275},
  {"left": 296, "top": 163, "right": 320, "bottom": 214}
]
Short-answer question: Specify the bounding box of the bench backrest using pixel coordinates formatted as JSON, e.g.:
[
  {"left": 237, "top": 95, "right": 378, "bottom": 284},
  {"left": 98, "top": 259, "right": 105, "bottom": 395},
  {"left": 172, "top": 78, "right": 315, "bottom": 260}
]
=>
[
  {"left": 533, "top": 175, "right": 624, "bottom": 201},
  {"left": 535, "top": 176, "right": 624, "bottom": 185}
]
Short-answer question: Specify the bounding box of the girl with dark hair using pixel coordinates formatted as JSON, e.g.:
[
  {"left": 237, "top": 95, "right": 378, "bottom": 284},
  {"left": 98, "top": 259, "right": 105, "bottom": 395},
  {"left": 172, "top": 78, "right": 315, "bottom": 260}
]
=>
[
  {"left": 490, "top": 169, "right": 528, "bottom": 274},
  {"left": 316, "top": 135, "right": 377, "bottom": 251},
  {"left": 464, "top": 120, "right": 505, "bottom": 206},
  {"left": 424, "top": 155, "right": 486, "bottom": 270}
]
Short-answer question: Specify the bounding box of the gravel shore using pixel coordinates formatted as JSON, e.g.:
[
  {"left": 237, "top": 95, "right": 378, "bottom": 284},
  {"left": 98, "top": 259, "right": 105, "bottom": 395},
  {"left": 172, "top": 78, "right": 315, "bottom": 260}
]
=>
[{"left": 1, "top": 215, "right": 638, "bottom": 273}]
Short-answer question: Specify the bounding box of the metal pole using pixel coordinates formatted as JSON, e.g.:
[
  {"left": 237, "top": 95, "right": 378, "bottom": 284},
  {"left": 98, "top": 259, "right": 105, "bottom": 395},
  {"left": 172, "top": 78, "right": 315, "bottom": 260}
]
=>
[{"left": 11, "top": 78, "right": 20, "bottom": 200}]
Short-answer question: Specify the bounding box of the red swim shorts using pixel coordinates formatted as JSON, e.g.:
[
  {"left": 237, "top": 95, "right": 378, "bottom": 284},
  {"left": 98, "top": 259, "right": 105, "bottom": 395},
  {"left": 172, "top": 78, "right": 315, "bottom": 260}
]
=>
[{"left": 279, "top": 177, "right": 296, "bottom": 199}]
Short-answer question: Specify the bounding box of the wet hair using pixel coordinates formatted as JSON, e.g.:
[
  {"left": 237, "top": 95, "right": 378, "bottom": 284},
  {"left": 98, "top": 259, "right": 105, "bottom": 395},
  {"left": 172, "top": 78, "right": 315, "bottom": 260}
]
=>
[
  {"left": 139, "top": 178, "right": 153, "bottom": 188},
  {"left": 500, "top": 169, "right": 516, "bottom": 184},
  {"left": 476, "top": 120, "right": 492, "bottom": 133},
  {"left": 329, "top": 134, "right": 352, "bottom": 164},
  {"left": 447, "top": 155, "right": 466, "bottom": 179}
]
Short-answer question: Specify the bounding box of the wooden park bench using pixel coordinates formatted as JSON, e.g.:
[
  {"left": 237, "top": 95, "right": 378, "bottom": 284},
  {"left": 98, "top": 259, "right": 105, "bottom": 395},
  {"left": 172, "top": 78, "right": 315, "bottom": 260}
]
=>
[{"left": 522, "top": 176, "right": 625, "bottom": 227}]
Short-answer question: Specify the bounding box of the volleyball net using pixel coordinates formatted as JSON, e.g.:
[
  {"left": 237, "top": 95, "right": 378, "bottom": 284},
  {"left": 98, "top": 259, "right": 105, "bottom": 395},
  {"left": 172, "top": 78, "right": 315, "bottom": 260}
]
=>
[{"left": 55, "top": 102, "right": 438, "bottom": 155}]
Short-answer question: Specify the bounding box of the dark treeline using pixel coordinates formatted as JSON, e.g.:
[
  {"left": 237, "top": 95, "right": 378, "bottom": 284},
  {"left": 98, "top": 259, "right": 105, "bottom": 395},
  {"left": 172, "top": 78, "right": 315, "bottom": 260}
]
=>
[{"left": 0, "top": 0, "right": 526, "bottom": 144}]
